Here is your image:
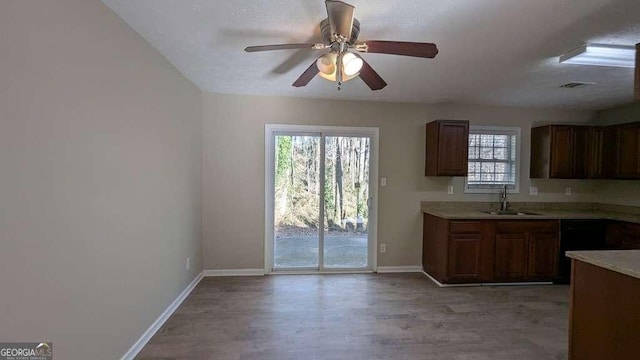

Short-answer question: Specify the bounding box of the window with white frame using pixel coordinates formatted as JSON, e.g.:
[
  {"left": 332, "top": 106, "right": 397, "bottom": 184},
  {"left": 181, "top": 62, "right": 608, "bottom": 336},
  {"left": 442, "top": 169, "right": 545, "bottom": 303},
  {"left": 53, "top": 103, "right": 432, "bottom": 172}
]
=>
[{"left": 465, "top": 126, "right": 520, "bottom": 193}]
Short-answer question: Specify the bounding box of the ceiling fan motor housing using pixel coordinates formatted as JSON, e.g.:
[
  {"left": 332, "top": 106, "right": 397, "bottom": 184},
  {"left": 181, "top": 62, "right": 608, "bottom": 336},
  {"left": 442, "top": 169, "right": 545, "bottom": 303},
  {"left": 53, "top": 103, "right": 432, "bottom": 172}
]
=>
[{"left": 320, "top": 18, "right": 360, "bottom": 44}]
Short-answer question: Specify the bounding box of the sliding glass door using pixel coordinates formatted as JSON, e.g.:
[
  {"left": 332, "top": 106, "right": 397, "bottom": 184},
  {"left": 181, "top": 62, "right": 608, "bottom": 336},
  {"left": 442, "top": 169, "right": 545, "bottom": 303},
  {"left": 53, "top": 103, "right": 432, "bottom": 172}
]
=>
[
  {"left": 323, "top": 135, "right": 370, "bottom": 269},
  {"left": 266, "top": 126, "right": 378, "bottom": 272},
  {"left": 273, "top": 134, "right": 321, "bottom": 268}
]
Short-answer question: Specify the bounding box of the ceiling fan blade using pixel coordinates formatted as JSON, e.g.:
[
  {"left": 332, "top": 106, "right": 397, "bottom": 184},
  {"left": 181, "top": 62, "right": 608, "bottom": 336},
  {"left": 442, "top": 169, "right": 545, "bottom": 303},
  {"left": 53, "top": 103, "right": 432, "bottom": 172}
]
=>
[
  {"left": 358, "top": 40, "right": 439, "bottom": 58},
  {"left": 325, "top": 0, "right": 355, "bottom": 41},
  {"left": 292, "top": 59, "right": 321, "bottom": 87},
  {"left": 355, "top": 55, "right": 387, "bottom": 91},
  {"left": 244, "top": 43, "right": 324, "bottom": 53},
  {"left": 635, "top": 43, "right": 639, "bottom": 101}
]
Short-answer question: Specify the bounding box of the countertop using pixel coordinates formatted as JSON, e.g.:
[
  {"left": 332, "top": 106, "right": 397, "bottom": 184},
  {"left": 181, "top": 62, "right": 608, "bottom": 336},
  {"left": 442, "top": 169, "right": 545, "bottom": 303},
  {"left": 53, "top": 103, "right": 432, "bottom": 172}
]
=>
[
  {"left": 421, "top": 202, "right": 640, "bottom": 224},
  {"left": 566, "top": 250, "right": 640, "bottom": 280}
]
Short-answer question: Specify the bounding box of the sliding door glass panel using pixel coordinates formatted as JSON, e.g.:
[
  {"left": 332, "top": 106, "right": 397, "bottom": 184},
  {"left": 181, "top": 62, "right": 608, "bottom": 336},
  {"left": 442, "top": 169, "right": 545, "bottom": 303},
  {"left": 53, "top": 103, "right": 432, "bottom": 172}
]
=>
[
  {"left": 323, "top": 136, "right": 370, "bottom": 268},
  {"left": 273, "top": 135, "right": 321, "bottom": 268}
]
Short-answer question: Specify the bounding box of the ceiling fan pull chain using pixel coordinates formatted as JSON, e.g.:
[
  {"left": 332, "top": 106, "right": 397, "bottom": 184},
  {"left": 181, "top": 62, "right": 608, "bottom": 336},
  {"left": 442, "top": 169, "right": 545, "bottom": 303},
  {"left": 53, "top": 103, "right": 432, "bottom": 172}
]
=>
[{"left": 337, "top": 43, "right": 344, "bottom": 85}]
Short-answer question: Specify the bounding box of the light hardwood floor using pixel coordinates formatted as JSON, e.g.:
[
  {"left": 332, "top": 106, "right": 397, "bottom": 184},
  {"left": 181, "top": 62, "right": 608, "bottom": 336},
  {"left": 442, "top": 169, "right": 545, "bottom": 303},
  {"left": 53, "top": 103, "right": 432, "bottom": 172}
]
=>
[{"left": 136, "top": 273, "right": 569, "bottom": 360}]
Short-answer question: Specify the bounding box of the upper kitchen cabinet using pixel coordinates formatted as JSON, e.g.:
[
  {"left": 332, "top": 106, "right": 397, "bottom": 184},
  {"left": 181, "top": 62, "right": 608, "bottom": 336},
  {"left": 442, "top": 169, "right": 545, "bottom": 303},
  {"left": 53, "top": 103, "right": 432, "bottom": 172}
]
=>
[
  {"left": 530, "top": 125, "right": 588, "bottom": 179},
  {"left": 612, "top": 121, "right": 640, "bottom": 179},
  {"left": 587, "top": 126, "right": 607, "bottom": 179},
  {"left": 425, "top": 120, "right": 469, "bottom": 176}
]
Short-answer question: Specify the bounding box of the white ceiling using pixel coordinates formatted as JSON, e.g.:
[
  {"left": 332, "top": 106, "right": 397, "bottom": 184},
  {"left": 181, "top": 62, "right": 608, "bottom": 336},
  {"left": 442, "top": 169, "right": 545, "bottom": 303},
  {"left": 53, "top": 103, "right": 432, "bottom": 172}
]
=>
[{"left": 102, "top": 0, "right": 640, "bottom": 110}]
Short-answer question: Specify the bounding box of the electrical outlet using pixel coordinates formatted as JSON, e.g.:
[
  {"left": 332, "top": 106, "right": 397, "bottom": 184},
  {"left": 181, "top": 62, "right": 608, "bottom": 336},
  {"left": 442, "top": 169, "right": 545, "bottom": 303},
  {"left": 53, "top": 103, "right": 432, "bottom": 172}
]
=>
[
  {"left": 529, "top": 187, "right": 538, "bottom": 196},
  {"left": 381, "top": 177, "right": 387, "bottom": 187},
  {"left": 186, "top": 257, "right": 191, "bottom": 270},
  {"left": 565, "top": 187, "right": 572, "bottom": 196},
  {"left": 447, "top": 185, "right": 454, "bottom": 195},
  {"left": 380, "top": 243, "right": 386, "bottom": 253}
]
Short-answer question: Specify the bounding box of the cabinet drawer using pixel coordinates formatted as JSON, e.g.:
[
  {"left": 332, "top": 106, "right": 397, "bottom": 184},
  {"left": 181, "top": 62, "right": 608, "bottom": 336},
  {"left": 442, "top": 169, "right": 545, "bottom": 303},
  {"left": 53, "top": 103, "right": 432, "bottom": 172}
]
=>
[
  {"left": 496, "top": 220, "right": 558, "bottom": 234},
  {"left": 450, "top": 221, "right": 484, "bottom": 233}
]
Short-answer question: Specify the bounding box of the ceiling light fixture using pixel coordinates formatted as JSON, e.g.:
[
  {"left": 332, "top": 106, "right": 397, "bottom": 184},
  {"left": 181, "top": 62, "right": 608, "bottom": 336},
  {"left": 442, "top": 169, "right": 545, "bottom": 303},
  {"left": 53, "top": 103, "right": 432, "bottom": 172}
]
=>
[
  {"left": 316, "top": 51, "right": 363, "bottom": 83},
  {"left": 342, "top": 52, "right": 364, "bottom": 76},
  {"left": 560, "top": 44, "right": 636, "bottom": 68}
]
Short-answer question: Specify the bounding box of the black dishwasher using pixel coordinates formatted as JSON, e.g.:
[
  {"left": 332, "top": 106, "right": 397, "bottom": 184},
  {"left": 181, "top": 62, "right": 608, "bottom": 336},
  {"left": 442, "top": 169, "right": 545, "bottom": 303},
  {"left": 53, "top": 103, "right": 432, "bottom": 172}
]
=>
[{"left": 556, "top": 219, "right": 607, "bottom": 284}]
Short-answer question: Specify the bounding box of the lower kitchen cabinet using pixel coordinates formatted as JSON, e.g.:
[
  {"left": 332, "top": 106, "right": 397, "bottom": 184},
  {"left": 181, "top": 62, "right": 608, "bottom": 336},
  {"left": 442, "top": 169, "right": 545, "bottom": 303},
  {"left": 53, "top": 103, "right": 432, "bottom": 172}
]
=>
[
  {"left": 528, "top": 231, "right": 561, "bottom": 279},
  {"left": 447, "top": 223, "right": 495, "bottom": 282},
  {"left": 423, "top": 215, "right": 560, "bottom": 284},
  {"left": 494, "top": 233, "right": 528, "bottom": 280},
  {"left": 423, "top": 215, "right": 494, "bottom": 284},
  {"left": 448, "top": 233, "right": 483, "bottom": 281},
  {"left": 606, "top": 221, "right": 640, "bottom": 249},
  {"left": 494, "top": 221, "right": 560, "bottom": 282}
]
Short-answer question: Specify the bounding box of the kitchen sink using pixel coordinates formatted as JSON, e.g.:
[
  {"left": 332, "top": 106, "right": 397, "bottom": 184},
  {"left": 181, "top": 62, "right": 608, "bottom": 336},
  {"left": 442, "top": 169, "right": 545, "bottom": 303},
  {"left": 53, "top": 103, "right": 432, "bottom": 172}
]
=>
[{"left": 479, "top": 210, "right": 542, "bottom": 216}]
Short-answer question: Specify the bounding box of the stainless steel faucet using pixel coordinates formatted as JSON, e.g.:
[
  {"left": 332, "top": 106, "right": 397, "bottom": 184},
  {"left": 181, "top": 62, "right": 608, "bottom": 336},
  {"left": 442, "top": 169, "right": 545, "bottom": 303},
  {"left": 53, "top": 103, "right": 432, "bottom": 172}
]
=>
[{"left": 499, "top": 185, "right": 510, "bottom": 211}]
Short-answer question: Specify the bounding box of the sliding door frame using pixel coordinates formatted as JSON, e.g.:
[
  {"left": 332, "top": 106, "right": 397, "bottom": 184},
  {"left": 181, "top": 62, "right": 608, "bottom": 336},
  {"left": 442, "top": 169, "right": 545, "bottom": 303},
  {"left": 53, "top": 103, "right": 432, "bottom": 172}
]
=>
[{"left": 264, "top": 124, "right": 379, "bottom": 274}]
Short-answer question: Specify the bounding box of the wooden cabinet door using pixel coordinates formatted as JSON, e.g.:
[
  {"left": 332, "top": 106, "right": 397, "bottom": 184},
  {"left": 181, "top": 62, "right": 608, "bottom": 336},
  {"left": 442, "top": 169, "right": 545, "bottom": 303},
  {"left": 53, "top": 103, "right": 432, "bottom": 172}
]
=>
[
  {"left": 448, "top": 234, "right": 482, "bottom": 281},
  {"left": 528, "top": 232, "right": 559, "bottom": 279},
  {"left": 606, "top": 221, "right": 623, "bottom": 249},
  {"left": 446, "top": 220, "right": 495, "bottom": 283},
  {"left": 572, "top": 126, "right": 589, "bottom": 179},
  {"left": 606, "top": 221, "right": 640, "bottom": 250},
  {"left": 618, "top": 223, "right": 640, "bottom": 249},
  {"left": 422, "top": 214, "right": 450, "bottom": 282},
  {"left": 436, "top": 121, "right": 469, "bottom": 176},
  {"left": 614, "top": 123, "right": 640, "bottom": 179},
  {"left": 530, "top": 126, "right": 551, "bottom": 178},
  {"left": 494, "top": 234, "right": 528, "bottom": 280},
  {"left": 550, "top": 126, "right": 574, "bottom": 178},
  {"left": 587, "top": 127, "right": 605, "bottom": 179}
]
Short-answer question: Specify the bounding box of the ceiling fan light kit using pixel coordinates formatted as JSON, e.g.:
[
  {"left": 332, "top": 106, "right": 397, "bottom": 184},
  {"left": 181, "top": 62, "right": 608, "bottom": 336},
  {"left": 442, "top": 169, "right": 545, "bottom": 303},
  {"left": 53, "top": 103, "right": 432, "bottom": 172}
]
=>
[
  {"left": 316, "top": 52, "right": 363, "bottom": 82},
  {"left": 244, "top": 0, "right": 438, "bottom": 91},
  {"left": 316, "top": 52, "right": 337, "bottom": 76},
  {"left": 342, "top": 52, "right": 364, "bottom": 76}
]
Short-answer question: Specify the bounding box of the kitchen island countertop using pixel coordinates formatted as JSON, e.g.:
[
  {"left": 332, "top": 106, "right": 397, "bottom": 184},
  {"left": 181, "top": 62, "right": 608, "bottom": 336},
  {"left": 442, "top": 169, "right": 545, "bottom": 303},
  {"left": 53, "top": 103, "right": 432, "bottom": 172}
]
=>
[{"left": 566, "top": 250, "right": 640, "bottom": 279}]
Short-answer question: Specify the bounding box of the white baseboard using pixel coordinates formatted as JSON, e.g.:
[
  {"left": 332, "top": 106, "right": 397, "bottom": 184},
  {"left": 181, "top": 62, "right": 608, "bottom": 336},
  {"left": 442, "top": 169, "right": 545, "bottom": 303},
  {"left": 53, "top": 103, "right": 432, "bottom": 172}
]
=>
[
  {"left": 203, "top": 269, "right": 265, "bottom": 277},
  {"left": 376, "top": 266, "right": 423, "bottom": 273},
  {"left": 121, "top": 272, "right": 203, "bottom": 360},
  {"left": 481, "top": 281, "right": 553, "bottom": 286},
  {"left": 422, "top": 270, "right": 553, "bottom": 288},
  {"left": 421, "top": 271, "right": 478, "bottom": 287},
  {"left": 269, "top": 270, "right": 374, "bottom": 275}
]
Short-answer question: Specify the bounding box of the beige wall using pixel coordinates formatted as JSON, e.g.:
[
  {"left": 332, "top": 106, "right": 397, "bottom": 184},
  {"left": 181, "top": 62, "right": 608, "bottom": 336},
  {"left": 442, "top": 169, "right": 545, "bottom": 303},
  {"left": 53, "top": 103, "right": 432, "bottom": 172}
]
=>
[
  {"left": 594, "top": 102, "right": 640, "bottom": 206},
  {"left": 595, "top": 101, "right": 640, "bottom": 126},
  {"left": 0, "top": 1, "right": 202, "bottom": 359},
  {"left": 202, "top": 93, "right": 597, "bottom": 270}
]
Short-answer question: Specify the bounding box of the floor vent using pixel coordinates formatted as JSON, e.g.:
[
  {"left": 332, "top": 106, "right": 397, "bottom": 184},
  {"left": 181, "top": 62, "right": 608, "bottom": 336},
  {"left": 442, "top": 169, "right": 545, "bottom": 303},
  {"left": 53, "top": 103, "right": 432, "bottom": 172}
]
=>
[{"left": 560, "top": 81, "right": 596, "bottom": 88}]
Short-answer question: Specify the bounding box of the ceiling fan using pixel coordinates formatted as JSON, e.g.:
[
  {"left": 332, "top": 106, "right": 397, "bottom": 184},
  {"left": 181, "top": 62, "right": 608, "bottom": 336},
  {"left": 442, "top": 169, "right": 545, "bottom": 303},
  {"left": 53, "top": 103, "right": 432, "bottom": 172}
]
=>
[{"left": 244, "top": 0, "right": 439, "bottom": 91}]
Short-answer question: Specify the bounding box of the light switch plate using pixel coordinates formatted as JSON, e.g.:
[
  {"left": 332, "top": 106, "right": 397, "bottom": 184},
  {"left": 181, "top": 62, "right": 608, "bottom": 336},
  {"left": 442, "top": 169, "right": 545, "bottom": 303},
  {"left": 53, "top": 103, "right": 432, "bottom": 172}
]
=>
[
  {"left": 447, "top": 185, "right": 454, "bottom": 195},
  {"left": 529, "top": 187, "right": 538, "bottom": 196},
  {"left": 381, "top": 177, "right": 387, "bottom": 187},
  {"left": 565, "top": 187, "right": 572, "bottom": 196}
]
